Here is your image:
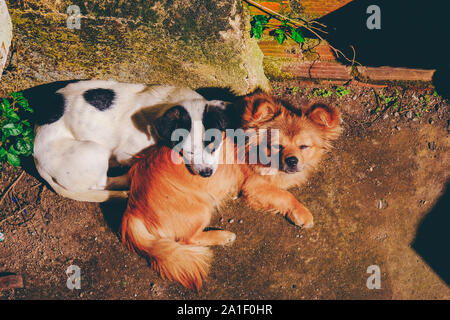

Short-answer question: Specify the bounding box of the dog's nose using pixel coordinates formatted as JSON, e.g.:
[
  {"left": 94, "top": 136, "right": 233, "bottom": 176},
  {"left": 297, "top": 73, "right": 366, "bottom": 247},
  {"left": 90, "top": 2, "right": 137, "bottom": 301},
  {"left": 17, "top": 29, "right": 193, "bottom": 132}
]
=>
[
  {"left": 199, "top": 168, "right": 213, "bottom": 177},
  {"left": 285, "top": 156, "right": 298, "bottom": 168}
]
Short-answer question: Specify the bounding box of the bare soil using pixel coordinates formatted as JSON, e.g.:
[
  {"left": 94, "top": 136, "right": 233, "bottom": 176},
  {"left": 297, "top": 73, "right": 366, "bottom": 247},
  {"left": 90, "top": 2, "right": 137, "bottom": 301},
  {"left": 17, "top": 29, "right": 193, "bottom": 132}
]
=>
[{"left": 1, "top": 81, "right": 449, "bottom": 299}]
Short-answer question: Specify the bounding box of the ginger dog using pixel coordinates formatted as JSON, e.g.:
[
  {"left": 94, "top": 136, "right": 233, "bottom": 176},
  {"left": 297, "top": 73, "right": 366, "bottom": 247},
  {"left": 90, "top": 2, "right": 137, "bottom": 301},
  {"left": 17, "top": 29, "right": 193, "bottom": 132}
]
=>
[{"left": 121, "top": 91, "right": 342, "bottom": 290}]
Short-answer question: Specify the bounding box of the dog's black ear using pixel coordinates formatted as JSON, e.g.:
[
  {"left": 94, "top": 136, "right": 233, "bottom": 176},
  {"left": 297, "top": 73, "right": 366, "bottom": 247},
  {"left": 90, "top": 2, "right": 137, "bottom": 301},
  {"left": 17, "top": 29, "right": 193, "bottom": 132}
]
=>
[
  {"left": 154, "top": 105, "right": 191, "bottom": 146},
  {"left": 203, "top": 101, "right": 230, "bottom": 132},
  {"left": 196, "top": 87, "right": 238, "bottom": 103}
]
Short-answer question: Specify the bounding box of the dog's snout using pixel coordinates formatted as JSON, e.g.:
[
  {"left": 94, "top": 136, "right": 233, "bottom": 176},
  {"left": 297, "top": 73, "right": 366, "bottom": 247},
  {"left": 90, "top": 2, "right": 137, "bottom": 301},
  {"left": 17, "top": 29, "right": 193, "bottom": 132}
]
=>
[
  {"left": 285, "top": 156, "right": 298, "bottom": 168},
  {"left": 199, "top": 168, "right": 213, "bottom": 178}
]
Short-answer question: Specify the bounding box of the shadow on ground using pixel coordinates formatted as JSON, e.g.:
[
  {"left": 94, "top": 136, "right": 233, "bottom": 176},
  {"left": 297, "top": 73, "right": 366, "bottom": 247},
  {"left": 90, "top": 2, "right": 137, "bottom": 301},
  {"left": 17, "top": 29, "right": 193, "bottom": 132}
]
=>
[
  {"left": 412, "top": 184, "right": 450, "bottom": 286},
  {"left": 315, "top": 0, "right": 450, "bottom": 99}
]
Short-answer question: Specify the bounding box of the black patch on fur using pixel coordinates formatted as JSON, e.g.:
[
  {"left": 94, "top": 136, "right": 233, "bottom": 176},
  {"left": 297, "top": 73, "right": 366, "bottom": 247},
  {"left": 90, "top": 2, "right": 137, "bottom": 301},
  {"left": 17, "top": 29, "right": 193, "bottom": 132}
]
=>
[
  {"left": 196, "top": 87, "right": 245, "bottom": 131},
  {"left": 21, "top": 80, "right": 82, "bottom": 126},
  {"left": 281, "top": 99, "right": 303, "bottom": 117},
  {"left": 203, "top": 104, "right": 229, "bottom": 132},
  {"left": 154, "top": 105, "right": 192, "bottom": 148},
  {"left": 202, "top": 103, "right": 230, "bottom": 148},
  {"left": 196, "top": 87, "right": 239, "bottom": 103},
  {"left": 83, "top": 88, "right": 116, "bottom": 111}
]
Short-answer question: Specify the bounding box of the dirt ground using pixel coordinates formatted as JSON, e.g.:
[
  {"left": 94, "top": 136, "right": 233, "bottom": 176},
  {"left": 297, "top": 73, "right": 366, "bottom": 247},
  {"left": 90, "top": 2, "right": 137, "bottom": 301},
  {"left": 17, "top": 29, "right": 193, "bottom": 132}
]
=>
[{"left": 0, "top": 81, "right": 449, "bottom": 300}]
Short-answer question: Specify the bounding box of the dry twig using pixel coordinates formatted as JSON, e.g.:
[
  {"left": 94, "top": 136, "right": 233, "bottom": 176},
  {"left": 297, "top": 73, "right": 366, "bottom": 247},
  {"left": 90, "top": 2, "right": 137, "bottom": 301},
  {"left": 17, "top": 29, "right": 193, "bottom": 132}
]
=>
[{"left": 243, "top": 0, "right": 360, "bottom": 66}]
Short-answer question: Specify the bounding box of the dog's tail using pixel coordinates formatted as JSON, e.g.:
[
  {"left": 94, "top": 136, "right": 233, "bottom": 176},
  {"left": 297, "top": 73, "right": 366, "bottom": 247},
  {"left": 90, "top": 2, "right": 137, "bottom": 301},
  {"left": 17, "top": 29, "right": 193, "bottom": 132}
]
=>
[
  {"left": 38, "top": 167, "right": 128, "bottom": 202},
  {"left": 122, "top": 213, "right": 212, "bottom": 291}
]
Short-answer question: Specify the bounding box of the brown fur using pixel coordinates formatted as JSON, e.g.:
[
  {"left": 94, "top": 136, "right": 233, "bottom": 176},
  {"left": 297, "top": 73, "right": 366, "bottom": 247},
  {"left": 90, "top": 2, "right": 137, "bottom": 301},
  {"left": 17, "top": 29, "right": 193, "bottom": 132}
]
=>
[{"left": 121, "top": 92, "right": 342, "bottom": 290}]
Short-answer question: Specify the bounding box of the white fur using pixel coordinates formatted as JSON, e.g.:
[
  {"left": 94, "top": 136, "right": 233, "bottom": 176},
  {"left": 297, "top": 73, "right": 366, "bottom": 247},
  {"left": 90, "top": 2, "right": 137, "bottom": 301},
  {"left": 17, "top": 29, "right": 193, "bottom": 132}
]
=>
[{"left": 33, "top": 80, "right": 213, "bottom": 202}]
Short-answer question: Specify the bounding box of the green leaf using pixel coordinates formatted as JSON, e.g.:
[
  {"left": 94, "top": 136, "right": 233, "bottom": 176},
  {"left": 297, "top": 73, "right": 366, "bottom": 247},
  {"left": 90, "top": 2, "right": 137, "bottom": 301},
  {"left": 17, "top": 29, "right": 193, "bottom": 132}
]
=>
[
  {"left": 0, "top": 147, "right": 6, "bottom": 160},
  {"left": 291, "top": 28, "right": 305, "bottom": 43},
  {"left": 6, "top": 109, "right": 20, "bottom": 122},
  {"left": 21, "top": 119, "right": 31, "bottom": 127},
  {"left": 251, "top": 15, "right": 269, "bottom": 39},
  {"left": 18, "top": 97, "right": 33, "bottom": 113},
  {"left": 253, "top": 15, "right": 269, "bottom": 25},
  {"left": 8, "top": 145, "right": 18, "bottom": 155},
  {"left": 6, "top": 152, "right": 21, "bottom": 166},
  {"left": 274, "top": 28, "right": 286, "bottom": 44},
  {"left": 16, "top": 139, "right": 33, "bottom": 155},
  {"left": 2, "top": 123, "right": 23, "bottom": 137},
  {"left": 22, "top": 127, "right": 34, "bottom": 138},
  {"left": 9, "top": 92, "right": 22, "bottom": 99},
  {"left": 1, "top": 98, "right": 11, "bottom": 112},
  {"left": 252, "top": 22, "right": 264, "bottom": 39}
]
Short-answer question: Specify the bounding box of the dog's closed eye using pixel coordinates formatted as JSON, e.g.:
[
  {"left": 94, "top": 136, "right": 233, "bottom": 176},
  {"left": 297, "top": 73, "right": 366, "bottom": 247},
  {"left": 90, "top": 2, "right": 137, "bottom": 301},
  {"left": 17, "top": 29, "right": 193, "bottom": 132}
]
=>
[{"left": 271, "top": 144, "right": 284, "bottom": 151}]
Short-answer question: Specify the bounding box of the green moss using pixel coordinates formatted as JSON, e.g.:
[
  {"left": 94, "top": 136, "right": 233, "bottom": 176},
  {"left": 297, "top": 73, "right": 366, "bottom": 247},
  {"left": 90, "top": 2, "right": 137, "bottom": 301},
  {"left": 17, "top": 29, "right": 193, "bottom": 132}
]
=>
[
  {"left": 263, "top": 56, "right": 295, "bottom": 80},
  {"left": 3, "top": 0, "right": 270, "bottom": 97},
  {"left": 6, "top": 1, "right": 268, "bottom": 96}
]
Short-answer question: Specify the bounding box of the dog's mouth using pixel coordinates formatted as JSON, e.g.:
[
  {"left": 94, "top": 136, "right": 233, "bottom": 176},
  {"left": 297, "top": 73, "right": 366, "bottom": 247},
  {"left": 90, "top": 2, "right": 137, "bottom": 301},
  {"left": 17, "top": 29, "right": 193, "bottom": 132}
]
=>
[
  {"left": 282, "top": 164, "right": 301, "bottom": 174},
  {"left": 283, "top": 168, "right": 299, "bottom": 174}
]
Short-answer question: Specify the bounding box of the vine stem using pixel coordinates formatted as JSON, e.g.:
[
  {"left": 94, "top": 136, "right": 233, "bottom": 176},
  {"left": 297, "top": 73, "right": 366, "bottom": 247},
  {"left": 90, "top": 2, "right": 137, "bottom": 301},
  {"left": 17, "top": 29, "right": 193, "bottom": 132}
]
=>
[
  {"left": 243, "top": 0, "right": 311, "bottom": 29},
  {"left": 243, "top": 0, "right": 360, "bottom": 67}
]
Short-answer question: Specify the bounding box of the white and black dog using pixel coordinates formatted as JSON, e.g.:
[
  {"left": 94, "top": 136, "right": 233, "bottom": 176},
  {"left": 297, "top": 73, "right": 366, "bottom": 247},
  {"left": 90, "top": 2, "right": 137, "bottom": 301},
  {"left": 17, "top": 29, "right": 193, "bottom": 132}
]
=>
[{"left": 24, "top": 80, "right": 229, "bottom": 202}]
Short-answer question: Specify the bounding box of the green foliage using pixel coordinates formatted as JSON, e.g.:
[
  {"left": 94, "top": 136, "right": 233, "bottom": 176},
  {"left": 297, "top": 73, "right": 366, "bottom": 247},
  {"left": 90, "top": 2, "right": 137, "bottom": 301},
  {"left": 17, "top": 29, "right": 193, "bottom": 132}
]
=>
[
  {"left": 250, "top": 15, "right": 305, "bottom": 45},
  {"left": 373, "top": 89, "right": 442, "bottom": 119},
  {"left": 274, "top": 28, "right": 286, "bottom": 44},
  {"left": 250, "top": 15, "right": 269, "bottom": 39},
  {"left": 0, "top": 92, "right": 34, "bottom": 167},
  {"left": 291, "top": 28, "right": 304, "bottom": 44},
  {"left": 291, "top": 86, "right": 300, "bottom": 96},
  {"left": 335, "top": 86, "right": 350, "bottom": 98},
  {"left": 313, "top": 88, "right": 333, "bottom": 98},
  {"left": 375, "top": 90, "right": 400, "bottom": 113}
]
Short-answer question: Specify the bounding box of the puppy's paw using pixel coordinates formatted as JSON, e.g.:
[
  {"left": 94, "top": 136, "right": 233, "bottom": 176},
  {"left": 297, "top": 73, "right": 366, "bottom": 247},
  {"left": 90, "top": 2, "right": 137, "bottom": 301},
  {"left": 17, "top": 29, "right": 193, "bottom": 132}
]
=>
[
  {"left": 286, "top": 210, "right": 314, "bottom": 229},
  {"left": 220, "top": 231, "right": 237, "bottom": 246}
]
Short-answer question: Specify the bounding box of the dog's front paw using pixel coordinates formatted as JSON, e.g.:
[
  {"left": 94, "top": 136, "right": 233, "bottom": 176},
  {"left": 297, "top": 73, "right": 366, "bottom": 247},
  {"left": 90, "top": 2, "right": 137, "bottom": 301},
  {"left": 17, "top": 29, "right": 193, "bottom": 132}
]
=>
[
  {"left": 286, "top": 210, "right": 314, "bottom": 229},
  {"left": 221, "top": 231, "right": 237, "bottom": 246}
]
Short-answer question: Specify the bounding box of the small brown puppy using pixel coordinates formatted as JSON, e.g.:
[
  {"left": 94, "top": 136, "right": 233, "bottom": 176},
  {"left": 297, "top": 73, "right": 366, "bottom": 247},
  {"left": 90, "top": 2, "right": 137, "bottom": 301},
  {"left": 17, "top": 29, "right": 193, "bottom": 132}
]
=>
[
  {"left": 121, "top": 92, "right": 342, "bottom": 290},
  {"left": 237, "top": 92, "right": 342, "bottom": 228}
]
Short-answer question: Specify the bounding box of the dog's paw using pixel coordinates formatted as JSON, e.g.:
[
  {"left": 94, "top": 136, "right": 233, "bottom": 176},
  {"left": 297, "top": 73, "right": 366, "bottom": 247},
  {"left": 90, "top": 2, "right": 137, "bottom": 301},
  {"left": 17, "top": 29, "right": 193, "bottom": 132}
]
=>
[
  {"left": 286, "top": 210, "right": 314, "bottom": 229},
  {"left": 221, "top": 231, "right": 237, "bottom": 246}
]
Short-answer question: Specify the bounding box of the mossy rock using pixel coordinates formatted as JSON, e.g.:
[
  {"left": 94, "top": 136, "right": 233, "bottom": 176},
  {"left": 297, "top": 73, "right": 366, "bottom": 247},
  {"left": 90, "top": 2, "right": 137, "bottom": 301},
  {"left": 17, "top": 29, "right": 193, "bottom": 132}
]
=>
[{"left": 1, "top": 0, "right": 269, "bottom": 96}]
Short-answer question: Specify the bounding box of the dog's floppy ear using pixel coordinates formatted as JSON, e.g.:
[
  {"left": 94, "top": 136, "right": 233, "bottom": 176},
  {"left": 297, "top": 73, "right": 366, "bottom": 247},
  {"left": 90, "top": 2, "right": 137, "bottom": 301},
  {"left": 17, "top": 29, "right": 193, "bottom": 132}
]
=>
[
  {"left": 305, "top": 103, "right": 341, "bottom": 129},
  {"left": 241, "top": 93, "right": 281, "bottom": 127},
  {"left": 154, "top": 105, "right": 191, "bottom": 145},
  {"left": 305, "top": 103, "right": 342, "bottom": 142},
  {"left": 204, "top": 101, "right": 230, "bottom": 131}
]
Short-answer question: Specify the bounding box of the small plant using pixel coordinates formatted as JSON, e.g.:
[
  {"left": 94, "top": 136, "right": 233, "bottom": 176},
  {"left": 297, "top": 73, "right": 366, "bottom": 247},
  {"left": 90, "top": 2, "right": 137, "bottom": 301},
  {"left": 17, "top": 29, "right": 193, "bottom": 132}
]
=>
[
  {"left": 250, "top": 15, "right": 305, "bottom": 45},
  {"left": 335, "top": 86, "right": 350, "bottom": 98},
  {"left": 291, "top": 86, "right": 300, "bottom": 96},
  {"left": 375, "top": 89, "right": 400, "bottom": 113},
  {"left": 245, "top": 0, "right": 358, "bottom": 65},
  {"left": 0, "top": 92, "right": 34, "bottom": 167},
  {"left": 313, "top": 88, "right": 333, "bottom": 98}
]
